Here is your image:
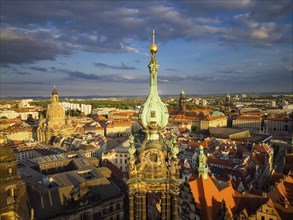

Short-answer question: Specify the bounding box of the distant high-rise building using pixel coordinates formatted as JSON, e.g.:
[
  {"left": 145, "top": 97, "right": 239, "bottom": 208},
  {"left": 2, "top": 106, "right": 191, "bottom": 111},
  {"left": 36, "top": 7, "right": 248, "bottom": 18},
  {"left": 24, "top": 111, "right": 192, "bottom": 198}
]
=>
[
  {"left": 81, "top": 104, "right": 92, "bottom": 116},
  {"left": 128, "top": 30, "right": 181, "bottom": 220},
  {"left": 270, "top": 100, "right": 276, "bottom": 107},
  {"left": 202, "top": 99, "right": 207, "bottom": 107},
  {"left": 179, "top": 89, "right": 187, "bottom": 112}
]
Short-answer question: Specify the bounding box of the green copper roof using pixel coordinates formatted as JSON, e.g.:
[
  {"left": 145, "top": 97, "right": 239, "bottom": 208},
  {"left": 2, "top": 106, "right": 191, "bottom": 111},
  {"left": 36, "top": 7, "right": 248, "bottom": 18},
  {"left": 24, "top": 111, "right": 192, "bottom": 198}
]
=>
[{"left": 138, "top": 31, "right": 169, "bottom": 140}]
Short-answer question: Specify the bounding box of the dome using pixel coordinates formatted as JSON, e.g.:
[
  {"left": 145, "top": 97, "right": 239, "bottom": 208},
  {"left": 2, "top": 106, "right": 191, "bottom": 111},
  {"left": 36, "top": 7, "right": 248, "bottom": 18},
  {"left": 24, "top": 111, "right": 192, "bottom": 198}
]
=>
[
  {"left": 139, "top": 96, "right": 169, "bottom": 131},
  {"left": 210, "top": 111, "right": 225, "bottom": 116},
  {"left": 46, "top": 103, "right": 65, "bottom": 121}
]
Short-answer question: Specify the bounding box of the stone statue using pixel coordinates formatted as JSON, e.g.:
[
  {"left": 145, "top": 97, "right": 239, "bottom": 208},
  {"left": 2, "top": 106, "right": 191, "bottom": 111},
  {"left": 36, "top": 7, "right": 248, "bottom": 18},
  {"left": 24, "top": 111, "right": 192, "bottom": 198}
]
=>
[
  {"left": 170, "top": 130, "right": 179, "bottom": 158},
  {"left": 128, "top": 135, "right": 136, "bottom": 156}
]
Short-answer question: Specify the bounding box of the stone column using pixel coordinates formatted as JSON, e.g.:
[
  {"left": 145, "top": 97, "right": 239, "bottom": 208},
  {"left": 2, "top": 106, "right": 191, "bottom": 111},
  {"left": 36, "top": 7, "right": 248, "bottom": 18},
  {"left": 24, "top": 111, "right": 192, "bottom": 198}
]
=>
[
  {"left": 141, "top": 193, "right": 146, "bottom": 220},
  {"left": 161, "top": 193, "right": 166, "bottom": 220},
  {"left": 137, "top": 193, "right": 142, "bottom": 219},
  {"left": 166, "top": 193, "right": 171, "bottom": 220},
  {"left": 135, "top": 193, "right": 139, "bottom": 219},
  {"left": 129, "top": 193, "right": 134, "bottom": 220},
  {"left": 172, "top": 194, "right": 179, "bottom": 220}
]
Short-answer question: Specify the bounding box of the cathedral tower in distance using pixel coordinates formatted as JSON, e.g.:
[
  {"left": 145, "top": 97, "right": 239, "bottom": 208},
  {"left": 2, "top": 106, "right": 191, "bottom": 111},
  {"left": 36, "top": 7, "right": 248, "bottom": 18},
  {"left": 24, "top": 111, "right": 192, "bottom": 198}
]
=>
[
  {"left": 179, "top": 89, "right": 186, "bottom": 112},
  {"left": 127, "top": 30, "right": 181, "bottom": 220}
]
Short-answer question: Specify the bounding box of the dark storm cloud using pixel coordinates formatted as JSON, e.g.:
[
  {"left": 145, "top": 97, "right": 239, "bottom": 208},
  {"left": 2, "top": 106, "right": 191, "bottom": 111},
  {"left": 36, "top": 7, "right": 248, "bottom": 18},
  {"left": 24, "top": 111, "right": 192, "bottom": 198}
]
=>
[
  {"left": 94, "top": 62, "right": 137, "bottom": 70},
  {"left": 0, "top": 28, "right": 70, "bottom": 65},
  {"left": 1, "top": 1, "right": 291, "bottom": 64}
]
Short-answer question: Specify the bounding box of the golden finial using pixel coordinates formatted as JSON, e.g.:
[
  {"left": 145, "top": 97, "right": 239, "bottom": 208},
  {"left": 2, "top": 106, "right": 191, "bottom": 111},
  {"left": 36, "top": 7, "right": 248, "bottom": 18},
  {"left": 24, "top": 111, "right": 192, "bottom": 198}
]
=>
[{"left": 150, "top": 29, "right": 158, "bottom": 54}]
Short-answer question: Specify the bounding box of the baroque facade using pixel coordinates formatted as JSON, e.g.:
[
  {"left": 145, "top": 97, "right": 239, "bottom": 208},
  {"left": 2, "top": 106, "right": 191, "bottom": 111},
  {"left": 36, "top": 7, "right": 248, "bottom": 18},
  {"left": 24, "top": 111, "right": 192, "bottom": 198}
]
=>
[
  {"left": 37, "top": 87, "right": 73, "bottom": 143},
  {"left": 127, "top": 30, "right": 181, "bottom": 220}
]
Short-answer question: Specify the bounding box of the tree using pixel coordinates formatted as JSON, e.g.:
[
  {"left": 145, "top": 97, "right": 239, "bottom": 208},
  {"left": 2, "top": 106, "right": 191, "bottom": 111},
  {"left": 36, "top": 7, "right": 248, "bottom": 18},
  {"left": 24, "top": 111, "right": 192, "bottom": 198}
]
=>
[{"left": 191, "top": 126, "right": 200, "bottom": 132}]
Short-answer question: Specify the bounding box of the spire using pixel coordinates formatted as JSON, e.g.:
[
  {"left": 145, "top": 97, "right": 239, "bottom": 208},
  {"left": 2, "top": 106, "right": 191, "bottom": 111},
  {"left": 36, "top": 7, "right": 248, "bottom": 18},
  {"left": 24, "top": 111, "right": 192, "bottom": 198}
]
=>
[
  {"left": 198, "top": 145, "right": 208, "bottom": 179},
  {"left": 149, "top": 29, "right": 158, "bottom": 63},
  {"left": 138, "top": 30, "right": 169, "bottom": 140},
  {"left": 52, "top": 85, "right": 58, "bottom": 95},
  {"left": 51, "top": 86, "right": 59, "bottom": 103},
  {"left": 181, "top": 88, "right": 185, "bottom": 96}
]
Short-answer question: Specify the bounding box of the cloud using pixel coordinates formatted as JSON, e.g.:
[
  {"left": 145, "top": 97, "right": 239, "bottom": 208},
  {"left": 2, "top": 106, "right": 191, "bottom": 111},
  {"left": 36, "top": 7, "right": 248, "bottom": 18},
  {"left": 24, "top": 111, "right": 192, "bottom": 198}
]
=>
[
  {"left": 14, "top": 71, "right": 31, "bottom": 75},
  {"left": 217, "top": 69, "right": 243, "bottom": 75},
  {"left": 251, "top": 29, "right": 269, "bottom": 39},
  {"left": 62, "top": 70, "right": 101, "bottom": 80},
  {"left": 94, "top": 62, "right": 137, "bottom": 70},
  {"left": 157, "top": 74, "right": 217, "bottom": 83},
  {"left": 0, "top": 28, "right": 70, "bottom": 65},
  {"left": 2, "top": 68, "right": 32, "bottom": 75},
  {"left": 165, "top": 68, "right": 179, "bottom": 72},
  {"left": 1, "top": 0, "right": 290, "bottom": 67},
  {"left": 30, "top": 66, "right": 48, "bottom": 72},
  {"left": 2, "top": 81, "right": 45, "bottom": 85},
  {"left": 59, "top": 68, "right": 146, "bottom": 82}
]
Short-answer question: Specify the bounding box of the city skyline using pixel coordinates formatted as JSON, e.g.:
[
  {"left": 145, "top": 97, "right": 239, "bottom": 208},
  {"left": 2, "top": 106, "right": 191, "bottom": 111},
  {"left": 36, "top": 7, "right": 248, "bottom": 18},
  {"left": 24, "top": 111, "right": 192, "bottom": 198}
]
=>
[{"left": 1, "top": 0, "right": 292, "bottom": 97}]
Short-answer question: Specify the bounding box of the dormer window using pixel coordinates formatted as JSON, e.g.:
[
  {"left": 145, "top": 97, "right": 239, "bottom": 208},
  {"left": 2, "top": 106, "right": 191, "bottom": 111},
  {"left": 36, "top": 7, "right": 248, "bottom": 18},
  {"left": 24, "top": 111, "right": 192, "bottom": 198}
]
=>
[{"left": 151, "top": 111, "right": 156, "bottom": 118}]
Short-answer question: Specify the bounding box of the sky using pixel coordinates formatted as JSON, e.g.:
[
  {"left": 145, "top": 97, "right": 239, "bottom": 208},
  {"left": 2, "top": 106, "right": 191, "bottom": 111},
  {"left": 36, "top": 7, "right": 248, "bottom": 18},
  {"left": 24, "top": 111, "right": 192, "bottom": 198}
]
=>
[{"left": 1, "top": 0, "right": 292, "bottom": 97}]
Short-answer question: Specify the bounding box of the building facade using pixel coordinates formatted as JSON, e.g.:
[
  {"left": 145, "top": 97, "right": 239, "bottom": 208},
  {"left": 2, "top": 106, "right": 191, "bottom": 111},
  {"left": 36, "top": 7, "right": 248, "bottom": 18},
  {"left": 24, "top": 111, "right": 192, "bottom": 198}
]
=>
[
  {"left": 0, "top": 146, "right": 29, "bottom": 220},
  {"left": 102, "top": 139, "right": 129, "bottom": 173},
  {"left": 37, "top": 87, "right": 73, "bottom": 143},
  {"left": 232, "top": 114, "right": 262, "bottom": 131}
]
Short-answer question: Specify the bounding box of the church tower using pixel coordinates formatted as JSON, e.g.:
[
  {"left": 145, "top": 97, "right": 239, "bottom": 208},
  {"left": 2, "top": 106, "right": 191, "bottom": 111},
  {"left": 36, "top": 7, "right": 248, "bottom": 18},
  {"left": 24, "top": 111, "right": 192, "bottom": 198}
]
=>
[
  {"left": 0, "top": 146, "right": 29, "bottom": 219},
  {"left": 128, "top": 30, "right": 181, "bottom": 220},
  {"left": 224, "top": 93, "right": 231, "bottom": 117},
  {"left": 179, "top": 89, "right": 186, "bottom": 112},
  {"left": 37, "top": 86, "right": 66, "bottom": 143},
  {"left": 198, "top": 145, "right": 208, "bottom": 179}
]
